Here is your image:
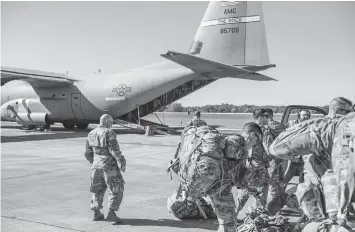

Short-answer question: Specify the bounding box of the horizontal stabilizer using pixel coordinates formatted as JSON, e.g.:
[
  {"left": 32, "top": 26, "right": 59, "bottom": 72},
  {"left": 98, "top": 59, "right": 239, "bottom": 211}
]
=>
[
  {"left": 161, "top": 51, "right": 276, "bottom": 81},
  {"left": 1, "top": 66, "right": 77, "bottom": 87},
  {"left": 238, "top": 64, "right": 276, "bottom": 72}
]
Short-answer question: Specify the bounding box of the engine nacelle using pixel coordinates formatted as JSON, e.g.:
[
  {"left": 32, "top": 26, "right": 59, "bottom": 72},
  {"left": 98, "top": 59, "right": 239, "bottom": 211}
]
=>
[
  {"left": 1, "top": 98, "right": 50, "bottom": 124},
  {"left": 16, "top": 112, "right": 48, "bottom": 125}
]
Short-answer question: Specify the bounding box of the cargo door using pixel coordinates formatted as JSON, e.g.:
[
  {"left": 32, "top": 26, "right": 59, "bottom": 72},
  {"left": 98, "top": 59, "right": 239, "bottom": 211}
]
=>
[{"left": 71, "top": 93, "right": 85, "bottom": 120}]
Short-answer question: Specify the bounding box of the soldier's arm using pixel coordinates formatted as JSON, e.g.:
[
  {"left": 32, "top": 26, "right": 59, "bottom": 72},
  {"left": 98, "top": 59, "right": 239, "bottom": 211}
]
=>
[
  {"left": 106, "top": 130, "right": 126, "bottom": 171},
  {"left": 84, "top": 140, "right": 94, "bottom": 163}
]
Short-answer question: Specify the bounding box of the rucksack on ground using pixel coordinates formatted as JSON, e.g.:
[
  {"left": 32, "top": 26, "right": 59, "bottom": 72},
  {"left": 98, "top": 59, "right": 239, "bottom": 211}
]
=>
[{"left": 167, "top": 190, "right": 216, "bottom": 219}]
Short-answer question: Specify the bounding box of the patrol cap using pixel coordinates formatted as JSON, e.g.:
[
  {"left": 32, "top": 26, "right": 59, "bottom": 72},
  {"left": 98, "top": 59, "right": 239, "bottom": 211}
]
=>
[
  {"left": 253, "top": 108, "right": 268, "bottom": 119},
  {"left": 195, "top": 111, "right": 201, "bottom": 117}
]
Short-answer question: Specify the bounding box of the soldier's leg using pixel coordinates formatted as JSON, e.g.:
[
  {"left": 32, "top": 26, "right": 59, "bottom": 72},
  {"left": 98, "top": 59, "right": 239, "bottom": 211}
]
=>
[
  {"left": 208, "top": 185, "right": 236, "bottom": 232},
  {"left": 104, "top": 167, "right": 125, "bottom": 222},
  {"left": 90, "top": 169, "right": 106, "bottom": 221},
  {"left": 266, "top": 159, "right": 280, "bottom": 205},
  {"left": 105, "top": 167, "right": 125, "bottom": 211},
  {"left": 90, "top": 169, "right": 107, "bottom": 211},
  {"left": 266, "top": 159, "right": 284, "bottom": 215}
]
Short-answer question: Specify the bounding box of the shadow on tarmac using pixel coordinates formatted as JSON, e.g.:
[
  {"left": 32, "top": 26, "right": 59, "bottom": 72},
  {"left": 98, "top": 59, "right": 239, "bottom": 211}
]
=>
[{"left": 117, "top": 218, "right": 218, "bottom": 230}]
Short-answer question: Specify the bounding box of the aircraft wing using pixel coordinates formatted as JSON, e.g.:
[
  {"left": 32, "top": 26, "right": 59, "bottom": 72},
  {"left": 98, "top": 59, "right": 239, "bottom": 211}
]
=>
[
  {"left": 1, "top": 66, "right": 78, "bottom": 87},
  {"left": 161, "top": 51, "right": 276, "bottom": 81}
]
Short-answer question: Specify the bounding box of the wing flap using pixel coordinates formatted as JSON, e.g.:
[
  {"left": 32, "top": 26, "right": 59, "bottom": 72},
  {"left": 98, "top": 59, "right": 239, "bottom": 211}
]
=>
[
  {"left": 161, "top": 51, "right": 276, "bottom": 81},
  {"left": 1, "top": 66, "right": 77, "bottom": 87}
]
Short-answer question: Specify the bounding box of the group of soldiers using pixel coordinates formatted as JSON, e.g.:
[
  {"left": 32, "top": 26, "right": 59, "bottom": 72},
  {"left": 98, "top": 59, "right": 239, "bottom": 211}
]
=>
[{"left": 83, "top": 96, "right": 355, "bottom": 231}]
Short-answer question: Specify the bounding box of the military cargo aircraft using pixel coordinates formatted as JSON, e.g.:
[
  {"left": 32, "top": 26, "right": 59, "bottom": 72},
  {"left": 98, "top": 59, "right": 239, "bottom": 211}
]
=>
[{"left": 1, "top": 1, "right": 276, "bottom": 130}]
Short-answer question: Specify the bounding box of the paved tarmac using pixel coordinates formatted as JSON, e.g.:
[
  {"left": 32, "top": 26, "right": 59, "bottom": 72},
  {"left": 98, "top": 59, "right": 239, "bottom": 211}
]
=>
[{"left": 1, "top": 122, "right": 353, "bottom": 232}]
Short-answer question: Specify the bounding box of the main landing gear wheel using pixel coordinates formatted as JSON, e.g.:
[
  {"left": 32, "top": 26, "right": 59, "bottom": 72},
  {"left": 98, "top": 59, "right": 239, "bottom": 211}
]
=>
[
  {"left": 63, "top": 121, "right": 75, "bottom": 129},
  {"left": 76, "top": 123, "right": 89, "bottom": 129},
  {"left": 38, "top": 124, "right": 50, "bottom": 131}
]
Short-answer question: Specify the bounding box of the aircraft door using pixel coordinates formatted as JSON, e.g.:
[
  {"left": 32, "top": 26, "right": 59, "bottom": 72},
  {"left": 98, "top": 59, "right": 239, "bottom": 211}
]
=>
[{"left": 71, "top": 93, "right": 85, "bottom": 120}]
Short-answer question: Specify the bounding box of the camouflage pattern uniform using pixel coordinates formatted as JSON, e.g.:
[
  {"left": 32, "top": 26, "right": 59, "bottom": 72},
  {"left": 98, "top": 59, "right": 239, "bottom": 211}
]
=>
[
  {"left": 208, "top": 149, "right": 248, "bottom": 232},
  {"left": 269, "top": 114, "right": 355, "bottom": 225},
  {"left": 268, "top": 120, "right": 288, "bottom": 182},
  {"left": 85, "top": 125, "right": 126, "bottom": 211},
  {"left": 330, "top": 112, "right": 355, "bottom": 219},
  {"left": 169, "top": 133, "right": 247, "bottom": 232},
  {"left": 184, "top": 117, "right": 207, "bottom": 131},
  {"left": 235, "top": 129, "right": 270, "bottom": 215},
  {"left": 269, "top": 117, "right": 342, "bottom": 185},
  {"left": 268, "top": 119, "right": 286, "bottom": 139},
  {"left": 208, "top": 185, "right": 237, "bottom": 232},
  {"left": 284, "top": 119, "right": 305, "bottom": 186},
  {"left": 264, "top": 124, "right": 288, "bottom": 215}
]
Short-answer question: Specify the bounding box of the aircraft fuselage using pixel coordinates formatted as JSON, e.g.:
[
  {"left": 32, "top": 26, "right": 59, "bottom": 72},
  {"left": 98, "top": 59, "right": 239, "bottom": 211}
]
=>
[{"left": 1, "top": 61, "right": 202, "bottom": 126}]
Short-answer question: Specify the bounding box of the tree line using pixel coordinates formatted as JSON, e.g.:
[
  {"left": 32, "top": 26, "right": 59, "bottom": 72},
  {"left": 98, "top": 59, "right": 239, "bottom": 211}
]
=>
[{"left": 159, "top": 102, "right": 329, "bottom": 114}]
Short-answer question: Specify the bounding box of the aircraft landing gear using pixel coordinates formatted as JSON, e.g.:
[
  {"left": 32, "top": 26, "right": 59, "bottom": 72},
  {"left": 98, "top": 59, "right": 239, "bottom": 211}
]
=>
[
  {"left": 63, "top": 121, "right": 75, "bottom": 129},
  {"left": 21, "top": 125, "right": 36, "bottom": 130},
  {"left": 37, "top": 124, "right": 51, "bottom": 131},
  {"left": 76, "top": 123, "right": 89, "bottom": 129}
]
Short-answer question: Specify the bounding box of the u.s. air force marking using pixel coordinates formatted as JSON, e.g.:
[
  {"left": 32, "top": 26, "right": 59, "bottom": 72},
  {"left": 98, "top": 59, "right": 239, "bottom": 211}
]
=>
[{"left": 112, "top": 84, "right": 131, "bottom": 96}]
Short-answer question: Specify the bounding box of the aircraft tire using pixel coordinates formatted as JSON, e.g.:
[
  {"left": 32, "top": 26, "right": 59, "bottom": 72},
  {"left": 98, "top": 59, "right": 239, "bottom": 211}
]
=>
[
  {"left": 21, "top": 125, "right": 36, "bottom": 130},
  {"left": 76, "top": 123, "right": 89, "bottom": 130},
  {"left": 38, "top": 124, "right": 50, "bottom": 131},
  {"left": 63, "top": 121, "right": 75, "bottom": 129}
]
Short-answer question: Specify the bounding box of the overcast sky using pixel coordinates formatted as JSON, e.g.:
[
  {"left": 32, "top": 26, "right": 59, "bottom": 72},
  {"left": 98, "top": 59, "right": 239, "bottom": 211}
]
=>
[{"left": 2, "top": 1, "right": 355, "bottom": 106}]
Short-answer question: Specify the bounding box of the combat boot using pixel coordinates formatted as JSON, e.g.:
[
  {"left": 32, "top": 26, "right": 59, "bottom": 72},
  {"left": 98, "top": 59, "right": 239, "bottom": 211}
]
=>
[
  {"left": 93, "top": 210, "right": 104, "bottom": 221},
  {"left": 105, "top": 209, "right": 122, "bottom": 223}
]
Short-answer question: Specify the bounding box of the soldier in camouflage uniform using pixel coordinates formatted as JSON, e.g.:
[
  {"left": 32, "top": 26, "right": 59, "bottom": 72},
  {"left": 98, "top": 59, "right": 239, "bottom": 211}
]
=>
[
  {"left": 269, "top": 112, "right": 355, "bottom": 222},
  {"left": 266, "top": 108, "right": 286, "bottom": 138},
  {"left": 210, "top": 122, "right": 263, "bottom": 232},
  {"left": 85, "top": 114, "right": 126, "bottom": 222},
  {"left": 266, "top": 108, "right": 288, "bottom": 215},
  {"left": 183, "top": 111, "right": 207, "bottom": 132},
  {"left": 168, "top": 123, "right": 262, "bottom": 232},
  {"left": 235, "top": 110, "right": 271, "bottom": 217},
  {"left": 283, "top": 110, "right": 312, "bottom": 188}
]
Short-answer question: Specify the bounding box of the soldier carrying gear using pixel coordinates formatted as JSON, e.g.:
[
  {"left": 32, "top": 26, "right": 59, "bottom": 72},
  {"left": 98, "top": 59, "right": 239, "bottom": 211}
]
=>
[
  {"left": 167, "top": 123, "right": 262, "bottom": 232},
  {"left": 269, "top": 112, "right": 355, "bottom": 229},
  {"left": 85, "top": 114, "right": 126, "bottom": 222},
  {"left": 183, "top": 111, "right": 207, "bottom": 132}
]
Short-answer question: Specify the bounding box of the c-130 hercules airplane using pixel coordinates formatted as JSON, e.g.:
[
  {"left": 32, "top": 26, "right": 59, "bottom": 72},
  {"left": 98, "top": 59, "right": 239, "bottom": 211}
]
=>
[{"left": 1, "top": 1, "right": 276, "bottom": 130}]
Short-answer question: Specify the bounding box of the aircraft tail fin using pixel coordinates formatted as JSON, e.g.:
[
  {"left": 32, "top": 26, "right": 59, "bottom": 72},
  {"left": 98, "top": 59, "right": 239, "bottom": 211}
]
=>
[{"left": 188, "top": 1, "right": 271, "bottom": 66}]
